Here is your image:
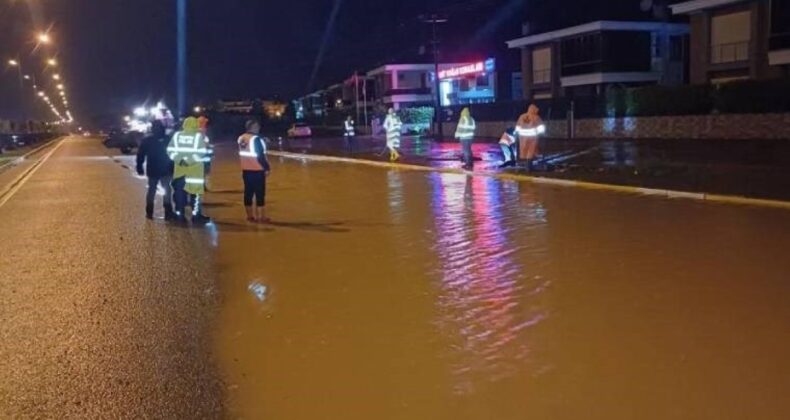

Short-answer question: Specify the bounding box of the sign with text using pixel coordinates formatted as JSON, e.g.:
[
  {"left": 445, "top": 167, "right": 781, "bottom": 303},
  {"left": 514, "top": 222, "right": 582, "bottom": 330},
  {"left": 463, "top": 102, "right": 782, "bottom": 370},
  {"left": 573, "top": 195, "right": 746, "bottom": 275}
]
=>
[{"left": 438, "top": 59, "right": 496, "bottom": 80}]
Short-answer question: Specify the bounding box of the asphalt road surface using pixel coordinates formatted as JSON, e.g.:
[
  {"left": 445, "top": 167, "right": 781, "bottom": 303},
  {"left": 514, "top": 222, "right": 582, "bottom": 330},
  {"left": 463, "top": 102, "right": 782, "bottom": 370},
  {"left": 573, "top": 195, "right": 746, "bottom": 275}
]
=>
[{"left": 0, "top": 137, "right": 223, "bottom": 418}]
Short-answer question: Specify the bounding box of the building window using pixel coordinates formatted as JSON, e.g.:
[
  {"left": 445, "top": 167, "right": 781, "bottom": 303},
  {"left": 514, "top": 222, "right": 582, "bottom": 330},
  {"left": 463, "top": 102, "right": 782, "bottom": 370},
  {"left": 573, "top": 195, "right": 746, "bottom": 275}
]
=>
[
  {"left": 560, "top": 34, "right": 603, "bottom": 76},
  {"left": 710, "top": 10, "right": 751, "bottom": 64},
  {"left": 460, "top": 79, "right": 470, "bottom": 91},
  {"left": 475, "top": 75, "right": 489, "bottom": 87},
  {"left": 532, "top": 46, "right": 552, "bottom": 84},
  {"left": 670, "top": 36, "right": 684, "bottom": 61},
  {"left": 771, "top": 0, "right": 790, "bottom": 50}
]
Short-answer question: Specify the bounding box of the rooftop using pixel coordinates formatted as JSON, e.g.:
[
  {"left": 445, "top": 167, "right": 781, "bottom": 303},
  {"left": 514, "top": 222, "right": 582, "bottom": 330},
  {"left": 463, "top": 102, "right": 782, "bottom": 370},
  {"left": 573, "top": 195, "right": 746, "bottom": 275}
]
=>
[
  {"left": 506, "top": 20, "right": 689, "bottom": 49},
  {"left": 670, "top": 0, "right": 749, "bottom": 15}
]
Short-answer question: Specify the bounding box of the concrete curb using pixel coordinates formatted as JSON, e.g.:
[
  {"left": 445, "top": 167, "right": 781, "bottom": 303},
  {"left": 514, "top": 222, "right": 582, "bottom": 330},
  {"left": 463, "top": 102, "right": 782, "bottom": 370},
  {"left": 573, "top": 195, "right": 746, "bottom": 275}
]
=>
[
  {"left": 268, "top": 150, "right": 790, "bottom": 210},
  {"left": 0, "top": 136, "right": 65, "bottom": 172}
]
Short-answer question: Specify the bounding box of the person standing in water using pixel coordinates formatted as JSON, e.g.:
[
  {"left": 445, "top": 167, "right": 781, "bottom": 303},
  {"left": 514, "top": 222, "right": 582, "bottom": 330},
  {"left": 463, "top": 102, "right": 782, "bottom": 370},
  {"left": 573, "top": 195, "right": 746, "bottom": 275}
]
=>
[
  {"left": 383, "top": 108, "right": 402, "bottom": 162},
  {"left": 343, "top": 115, "right": 356, "bottom": 154},
  {"left": 238, "top": 119, "right": 271, "bottom": 223},
  {"left": 516, "top": 104, "right": 546, "bottom": 171},
  {"left": 455, "top": 107, "right": 476, "bottom": 169}
]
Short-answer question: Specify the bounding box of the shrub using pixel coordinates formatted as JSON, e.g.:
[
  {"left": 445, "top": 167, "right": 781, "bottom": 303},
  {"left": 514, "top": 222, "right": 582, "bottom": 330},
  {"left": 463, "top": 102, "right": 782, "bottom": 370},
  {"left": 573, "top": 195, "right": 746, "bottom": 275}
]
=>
[
  {"left": 398, "top": 107, "right": 435, "bottom": 125},
  {"left": 713, "top": 79, "right": 790, "bottom": 114},
  {"left": 626, "top": 84, "right": 713, "bottom": 116}
]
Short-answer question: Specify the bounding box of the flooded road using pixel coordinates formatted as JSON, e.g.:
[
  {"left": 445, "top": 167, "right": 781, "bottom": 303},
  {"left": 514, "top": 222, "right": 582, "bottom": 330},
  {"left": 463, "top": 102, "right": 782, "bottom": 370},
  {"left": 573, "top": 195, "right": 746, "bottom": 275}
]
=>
[{"left": 206, "top": 150, "right": 790, "bottom": 419}]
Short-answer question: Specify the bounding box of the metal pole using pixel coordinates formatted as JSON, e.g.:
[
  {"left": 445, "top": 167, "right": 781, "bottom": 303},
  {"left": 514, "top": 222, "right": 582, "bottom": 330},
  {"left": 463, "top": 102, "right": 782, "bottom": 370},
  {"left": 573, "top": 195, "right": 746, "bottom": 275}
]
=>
[
  {"left": 432, "top": 16, "right": 443, "bottom": 140},
  {"left": 362, "top": 76, "right": 368, "bottom": 131},
  {"left": 355, "top": 72, "right": 360, "bottom": 125},
  {"left": 177, "top": 0, "right": 187, "bottom": 117}
]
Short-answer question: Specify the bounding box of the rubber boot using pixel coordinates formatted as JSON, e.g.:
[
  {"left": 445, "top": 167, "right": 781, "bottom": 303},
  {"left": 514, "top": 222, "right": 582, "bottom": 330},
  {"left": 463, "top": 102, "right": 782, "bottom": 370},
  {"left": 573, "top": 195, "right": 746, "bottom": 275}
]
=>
[
  {"left": 145, "top": 203, "right": 154, "bottom": 220},
  {"left": 191, "top": 195, "right": 211, "bottom": 225},
  {"left": 164, "top": 206, "right": 176, "bottom": 221}
]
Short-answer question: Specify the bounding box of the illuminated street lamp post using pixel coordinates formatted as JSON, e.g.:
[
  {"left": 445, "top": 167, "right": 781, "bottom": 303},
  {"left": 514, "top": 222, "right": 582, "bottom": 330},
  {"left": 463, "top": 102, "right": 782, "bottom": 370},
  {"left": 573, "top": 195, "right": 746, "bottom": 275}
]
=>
[
  {"left": 7, "top": 59, "right": 23, "bottom": 88},
  {"left": 177, "top": 0, "right": 187, "bottom": 117},
  {"left": 421, "top": 14, "right": 448, "bottom": 139}
]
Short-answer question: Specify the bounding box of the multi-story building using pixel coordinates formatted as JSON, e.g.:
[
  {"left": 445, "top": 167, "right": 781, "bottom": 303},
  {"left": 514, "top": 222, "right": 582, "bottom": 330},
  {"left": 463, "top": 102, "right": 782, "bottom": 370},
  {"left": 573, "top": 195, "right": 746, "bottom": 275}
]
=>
[
  {"left": 366, "top": 64, "right": 436, "bottom": 110},
  {"left": 365, "top": 61, "right": 501, "bottom": 110},
  {"left": 507, "top": 20, "right": 689, "bottom": 99},
  {"left": 671, "top": 0, "right": 790, "bottom": 82}
]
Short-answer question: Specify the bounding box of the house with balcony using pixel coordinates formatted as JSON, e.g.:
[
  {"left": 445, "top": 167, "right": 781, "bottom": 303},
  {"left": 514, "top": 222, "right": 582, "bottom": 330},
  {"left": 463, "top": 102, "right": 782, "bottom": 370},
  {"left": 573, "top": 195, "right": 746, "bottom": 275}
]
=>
[
  {"left": 366, "top": 64, "right": 437, "bottom": 110},
  {"left": 671, "top": 0, "right": 790, "bottom": 83},
  {"left": 506, "top": 21, "right": 689, "bottom": 99}
]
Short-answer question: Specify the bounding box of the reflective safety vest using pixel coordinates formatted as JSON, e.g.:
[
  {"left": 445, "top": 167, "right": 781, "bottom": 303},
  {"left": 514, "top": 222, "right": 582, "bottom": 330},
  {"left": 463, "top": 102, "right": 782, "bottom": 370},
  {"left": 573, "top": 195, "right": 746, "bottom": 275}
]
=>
[
  {"left": 168, "top": 131, "right": 209, "bottom": 195},
  {"left": 383, "top": 114, "right": 402, "bottom": 148},
  {"left": 455, "top": 116, "right": 476, "bottom": 141},
  {"left": 344, "top": 120, "right": 355, "bottom": 137},
  {"left": 238, "top": 133, "right": 265, "bottom": 171},
  {"left": 516, "top": 123, "right": 546, "bottom": 137}
]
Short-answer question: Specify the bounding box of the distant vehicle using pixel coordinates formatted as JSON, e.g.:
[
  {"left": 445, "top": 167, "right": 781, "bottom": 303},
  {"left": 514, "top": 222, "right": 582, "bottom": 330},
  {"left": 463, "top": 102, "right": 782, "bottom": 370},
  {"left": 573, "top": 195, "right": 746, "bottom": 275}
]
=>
[
  {"left": 287, "top": 122, "right": 312, "bottom": 138},
  {"left": 103, "top": 129, "right": 143, "bottom": 154}
]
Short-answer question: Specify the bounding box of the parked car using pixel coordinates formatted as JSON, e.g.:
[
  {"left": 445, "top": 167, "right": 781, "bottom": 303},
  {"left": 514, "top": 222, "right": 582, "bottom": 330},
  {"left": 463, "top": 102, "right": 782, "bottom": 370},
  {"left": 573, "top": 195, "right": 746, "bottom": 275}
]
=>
[
  {"left": 103, "top": 129, "right": 143, "bottom": 154},
  {"left": 287, "top": 123, "right": 312, "bottom": 138}
]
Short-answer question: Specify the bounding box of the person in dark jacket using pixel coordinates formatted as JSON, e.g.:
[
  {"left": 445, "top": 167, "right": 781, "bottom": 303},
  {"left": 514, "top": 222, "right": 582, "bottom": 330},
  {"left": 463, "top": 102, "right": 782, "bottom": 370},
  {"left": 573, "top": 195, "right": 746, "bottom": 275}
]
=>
[{"left": 136, "top": 120, "right": 175, "bottom": 220}]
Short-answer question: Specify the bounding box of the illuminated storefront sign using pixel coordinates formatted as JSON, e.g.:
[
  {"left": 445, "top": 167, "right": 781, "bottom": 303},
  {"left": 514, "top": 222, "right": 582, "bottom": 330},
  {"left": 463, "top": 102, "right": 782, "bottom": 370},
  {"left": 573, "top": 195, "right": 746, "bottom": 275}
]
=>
[{"left": 439, "top": 58, "right": 496, "bottom": 80}]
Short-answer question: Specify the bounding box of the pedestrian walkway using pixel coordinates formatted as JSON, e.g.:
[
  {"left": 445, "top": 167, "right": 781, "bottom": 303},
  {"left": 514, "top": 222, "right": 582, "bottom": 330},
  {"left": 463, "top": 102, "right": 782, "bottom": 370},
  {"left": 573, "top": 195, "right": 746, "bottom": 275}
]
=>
[{"left": 269, "top": 135, "right": 790, "bottom": 202}]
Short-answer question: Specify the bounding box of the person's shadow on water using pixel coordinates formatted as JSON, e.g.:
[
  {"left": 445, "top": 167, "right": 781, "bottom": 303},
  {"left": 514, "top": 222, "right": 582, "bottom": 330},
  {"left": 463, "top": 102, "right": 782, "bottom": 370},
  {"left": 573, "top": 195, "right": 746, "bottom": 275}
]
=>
[
  {"left": 267, "top": 220, "right": 350, "bottom": 233},
  {"left": 211, "top": 220, "right": 349, "bottom": 233}
]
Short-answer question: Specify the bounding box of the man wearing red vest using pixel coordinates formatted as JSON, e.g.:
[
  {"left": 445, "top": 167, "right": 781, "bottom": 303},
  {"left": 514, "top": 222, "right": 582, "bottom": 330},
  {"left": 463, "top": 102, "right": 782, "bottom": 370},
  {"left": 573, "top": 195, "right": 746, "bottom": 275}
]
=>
[{"left": 238, "top": 119, "right": 271, "bottom": 223}]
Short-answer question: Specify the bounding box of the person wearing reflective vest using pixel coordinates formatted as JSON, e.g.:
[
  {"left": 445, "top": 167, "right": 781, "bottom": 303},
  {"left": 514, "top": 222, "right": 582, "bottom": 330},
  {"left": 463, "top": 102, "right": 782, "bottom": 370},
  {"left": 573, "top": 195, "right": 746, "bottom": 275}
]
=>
[
  {"left": 383, "top": 108, "right": 402, "bottom": 162},
  {"left": 238, "top": 119, "right": 271, "bottom": 223},
  {"left": 168, "top": 117, "right": 212, "bottom": 224},
  {"left": 455, "top": 107, "right": 476, "bottom": 169},
  {"left": 515, "top": 104, "right": 546, "bottom": 171},
  {"left": 343, "top": 115, "right": 356, "bottom": 154},
  {"left": 197, "top": 115, "right": 214, "bottom": 184},
  {"left": 498, "top": 127, "right": 518, "bottom": 168}
]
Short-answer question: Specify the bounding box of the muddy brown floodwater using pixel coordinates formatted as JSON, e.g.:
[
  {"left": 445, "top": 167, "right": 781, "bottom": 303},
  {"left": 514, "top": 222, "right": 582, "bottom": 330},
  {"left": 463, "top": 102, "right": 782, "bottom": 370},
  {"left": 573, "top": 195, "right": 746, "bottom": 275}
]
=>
[{"left": 205, "top": 152, "right": 790, "bottom": 420}]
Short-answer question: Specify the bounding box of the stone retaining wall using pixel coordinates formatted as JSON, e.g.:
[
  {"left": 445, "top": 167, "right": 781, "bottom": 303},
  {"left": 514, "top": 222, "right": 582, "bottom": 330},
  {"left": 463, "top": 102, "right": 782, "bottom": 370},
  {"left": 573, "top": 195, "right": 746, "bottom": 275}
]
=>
[{"left": 439, "top": 113, "right": 790, "bottom": 140}]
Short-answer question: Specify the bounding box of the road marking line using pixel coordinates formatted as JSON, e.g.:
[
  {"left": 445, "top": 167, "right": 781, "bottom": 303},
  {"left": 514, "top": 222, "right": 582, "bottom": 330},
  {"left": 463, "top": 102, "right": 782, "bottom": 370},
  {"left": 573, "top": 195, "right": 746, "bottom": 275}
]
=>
[
  {"left": 0, "top": 138, "right": 67, "bottom": 209},
  {"left": 0, "top": 136, "right": 66, "bottom": 172},
  {"left": 268, "top": 151, "right": 790, "bottom": 211}
]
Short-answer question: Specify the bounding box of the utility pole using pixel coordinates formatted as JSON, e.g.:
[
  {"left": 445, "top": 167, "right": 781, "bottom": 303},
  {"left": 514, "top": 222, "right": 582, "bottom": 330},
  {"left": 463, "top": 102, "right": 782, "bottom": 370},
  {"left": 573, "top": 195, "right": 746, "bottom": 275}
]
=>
[
  {"left": 354, "top": 71, "right": 360, "bottom": 125},
  {"left": 362, "top": 76, "right": 369, "bottom": 131},
  {"left": 421, "top": 14, "right": 448, "bottom": 140}
]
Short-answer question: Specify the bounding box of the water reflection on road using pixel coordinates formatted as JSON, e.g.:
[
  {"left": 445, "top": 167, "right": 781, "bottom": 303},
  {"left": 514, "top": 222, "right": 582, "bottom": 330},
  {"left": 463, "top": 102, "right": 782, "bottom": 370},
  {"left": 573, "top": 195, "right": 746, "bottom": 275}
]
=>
[
  {"left": 207, "top": 151, "right": 790, "bottom": 420},
  {"left": 428, "top": 173, "right": 549, "bottom": 395}
]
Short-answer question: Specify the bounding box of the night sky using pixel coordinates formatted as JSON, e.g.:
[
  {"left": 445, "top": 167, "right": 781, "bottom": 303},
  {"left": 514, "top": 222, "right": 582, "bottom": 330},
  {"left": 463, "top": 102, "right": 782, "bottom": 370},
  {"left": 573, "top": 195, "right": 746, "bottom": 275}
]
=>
[{"left": 1, "top": 0, "right": 663, "bottom": 123}]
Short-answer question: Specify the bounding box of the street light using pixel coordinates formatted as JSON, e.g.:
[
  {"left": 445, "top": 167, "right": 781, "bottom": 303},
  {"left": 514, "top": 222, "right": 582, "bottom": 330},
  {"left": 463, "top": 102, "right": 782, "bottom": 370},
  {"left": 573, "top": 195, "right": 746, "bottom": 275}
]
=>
[
  {"left": 8, "top": 59, "right": 19, "bottom": 66},
  {"left": 38, "top": 33, "right": 51, "bottom": 44},
  {"left": 47, "top": 58, "right": 57, "bottom": 66},
  {"left": 52, "top": 74, "right": 61, "bottom": 80},
  {"left": 420, "top": 13, "right": 449, "bottom": 139}
]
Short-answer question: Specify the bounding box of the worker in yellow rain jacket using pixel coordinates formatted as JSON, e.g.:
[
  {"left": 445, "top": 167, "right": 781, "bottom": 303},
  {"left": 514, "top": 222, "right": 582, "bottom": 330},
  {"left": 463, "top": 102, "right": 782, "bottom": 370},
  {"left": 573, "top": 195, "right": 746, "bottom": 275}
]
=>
[
  {"left": 383, "top": 108, "right": 402, "bottom": 162},
  {"left": 455, "top": 107, "right": 476, "bottom": 169},
  {"left": 168, "top": 117, "right": 211, "bottom": 224}
]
